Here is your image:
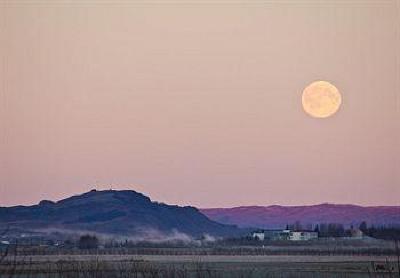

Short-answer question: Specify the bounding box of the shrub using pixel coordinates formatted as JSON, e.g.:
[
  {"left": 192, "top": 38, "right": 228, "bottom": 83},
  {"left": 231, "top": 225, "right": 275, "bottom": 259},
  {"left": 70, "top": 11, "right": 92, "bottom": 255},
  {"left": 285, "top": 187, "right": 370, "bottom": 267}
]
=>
[{"left": 78, "top": 235, "right": 99, "bottom": 249}]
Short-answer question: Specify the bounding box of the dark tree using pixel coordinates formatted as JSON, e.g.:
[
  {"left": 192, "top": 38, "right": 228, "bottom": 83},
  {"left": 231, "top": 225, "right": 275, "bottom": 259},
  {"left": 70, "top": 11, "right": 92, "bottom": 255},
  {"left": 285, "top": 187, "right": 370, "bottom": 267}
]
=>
[
  {"left": 0, "top": 227, "right": 9, "bottom": 263},
  {"left": 318, "top": 223, "right": 346, "bottom": 237},
  {"left": 359, "top": 221, "right": 368, "bottom": 232},
  {"left": 294, "top": 221, "right": 303, "bottom": 231},
  {"left": 78, "top": 235, "right": 99, "bottom": 249}
]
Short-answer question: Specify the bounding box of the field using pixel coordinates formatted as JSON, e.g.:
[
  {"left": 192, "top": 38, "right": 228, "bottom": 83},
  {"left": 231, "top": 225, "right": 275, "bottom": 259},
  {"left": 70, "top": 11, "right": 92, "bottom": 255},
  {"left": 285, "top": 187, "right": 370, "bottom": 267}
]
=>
[
  {"left": 0, "top": 244, "right": 400, "bottom": 278},
  {"left": 0, "top": 254, "right": 399, "bottom": 278}
]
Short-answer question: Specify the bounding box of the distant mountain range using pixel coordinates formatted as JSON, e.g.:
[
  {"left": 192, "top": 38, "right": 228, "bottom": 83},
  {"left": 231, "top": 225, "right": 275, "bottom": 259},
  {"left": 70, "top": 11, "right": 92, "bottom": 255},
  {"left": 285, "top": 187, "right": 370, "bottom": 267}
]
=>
[
  {"left": 2, "top": 190, "right": 398, "bottom": 240},
  {"left": 200, "top": 204, "right": 400, "bottom": 229},
  {"left": 0, "top": 190, "right": 242, "bottom": 239}
]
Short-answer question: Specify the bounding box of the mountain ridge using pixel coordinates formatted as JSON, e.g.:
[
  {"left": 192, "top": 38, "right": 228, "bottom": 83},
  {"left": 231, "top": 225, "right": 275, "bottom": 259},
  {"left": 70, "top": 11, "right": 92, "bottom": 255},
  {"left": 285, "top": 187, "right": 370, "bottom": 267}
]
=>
[
  {"left": 0, "top": 189, "right": 242, "bottom": 238},
  {"left": 200, "top": 203, "right": 400, "bottom": 229}
]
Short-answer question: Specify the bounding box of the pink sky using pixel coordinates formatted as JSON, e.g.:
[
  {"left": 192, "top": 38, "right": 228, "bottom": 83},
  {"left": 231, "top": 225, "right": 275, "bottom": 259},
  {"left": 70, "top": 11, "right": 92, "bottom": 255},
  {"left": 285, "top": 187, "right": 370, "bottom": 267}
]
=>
[{"left": 1, "top": 1, "right": 399, "bottom": 207}]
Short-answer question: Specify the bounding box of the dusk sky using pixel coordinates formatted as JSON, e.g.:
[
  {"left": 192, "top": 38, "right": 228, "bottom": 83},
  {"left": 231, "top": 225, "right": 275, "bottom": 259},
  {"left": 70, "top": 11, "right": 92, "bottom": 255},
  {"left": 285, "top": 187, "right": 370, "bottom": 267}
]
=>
[{"left": 1, "top": 1, "right": 399, "bottom": 207}]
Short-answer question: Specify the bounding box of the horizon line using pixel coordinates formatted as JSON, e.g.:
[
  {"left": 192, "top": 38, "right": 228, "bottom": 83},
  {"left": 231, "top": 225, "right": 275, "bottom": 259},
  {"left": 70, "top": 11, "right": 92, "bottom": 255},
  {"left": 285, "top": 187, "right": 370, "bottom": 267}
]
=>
[{"left": 1, "top": 188, "right": 400, "bottom": 209}]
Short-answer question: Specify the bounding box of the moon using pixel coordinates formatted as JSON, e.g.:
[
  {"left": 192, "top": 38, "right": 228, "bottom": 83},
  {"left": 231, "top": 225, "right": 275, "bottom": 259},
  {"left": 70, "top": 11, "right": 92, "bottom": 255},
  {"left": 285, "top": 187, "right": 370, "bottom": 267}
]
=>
[{"left": 302, "top": 81, "right": 342, "bottom": 118}]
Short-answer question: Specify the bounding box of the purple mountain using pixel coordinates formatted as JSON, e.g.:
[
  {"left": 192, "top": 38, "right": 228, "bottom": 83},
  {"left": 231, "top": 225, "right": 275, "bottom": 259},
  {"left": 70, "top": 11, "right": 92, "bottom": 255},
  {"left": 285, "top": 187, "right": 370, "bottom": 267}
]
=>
[
  {"left": 200, "top": 204, "right": 400, "bottom": 229},
  {"left": 0, "top": 190, "right": 243, "bottom": 237}
]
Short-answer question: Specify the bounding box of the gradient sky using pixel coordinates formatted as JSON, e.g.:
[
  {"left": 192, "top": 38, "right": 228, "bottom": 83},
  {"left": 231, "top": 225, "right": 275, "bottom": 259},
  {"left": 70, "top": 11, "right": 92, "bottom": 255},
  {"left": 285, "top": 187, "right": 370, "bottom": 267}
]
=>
[{"left": 1, "top": 1, "right": 399, "bottom": 207}]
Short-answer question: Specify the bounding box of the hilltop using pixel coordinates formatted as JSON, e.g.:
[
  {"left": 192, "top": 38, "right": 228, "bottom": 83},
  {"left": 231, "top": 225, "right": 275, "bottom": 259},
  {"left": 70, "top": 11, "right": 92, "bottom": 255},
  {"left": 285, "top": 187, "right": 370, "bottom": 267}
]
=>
[{"left": 0, "top": 190, "right": 242, "bottom": 238}]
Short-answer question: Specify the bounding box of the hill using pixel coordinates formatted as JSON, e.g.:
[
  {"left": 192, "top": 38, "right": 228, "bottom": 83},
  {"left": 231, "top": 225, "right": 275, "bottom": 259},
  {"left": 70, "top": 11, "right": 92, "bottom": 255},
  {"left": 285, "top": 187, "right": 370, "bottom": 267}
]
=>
[
  {"left": 201, "top": 204, "right": 400, "bottom": 229},
  {"left": 0, "top": 190, "right": 241, "bottom": 239}
]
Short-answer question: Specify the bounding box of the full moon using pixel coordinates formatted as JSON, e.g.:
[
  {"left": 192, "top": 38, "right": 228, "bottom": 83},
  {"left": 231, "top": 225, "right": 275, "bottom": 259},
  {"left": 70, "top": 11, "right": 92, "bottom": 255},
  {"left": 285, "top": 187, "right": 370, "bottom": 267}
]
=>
[{"left": 302, "top": 81, "right": 342, "bottom": 118}]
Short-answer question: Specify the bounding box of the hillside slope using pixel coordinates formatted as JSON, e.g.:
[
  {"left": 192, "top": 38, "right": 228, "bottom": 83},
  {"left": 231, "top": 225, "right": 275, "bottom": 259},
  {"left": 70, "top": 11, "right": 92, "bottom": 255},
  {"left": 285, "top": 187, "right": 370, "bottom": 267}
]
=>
[{"left": 0, "top": 190, "right": 241, "bottom": 238}]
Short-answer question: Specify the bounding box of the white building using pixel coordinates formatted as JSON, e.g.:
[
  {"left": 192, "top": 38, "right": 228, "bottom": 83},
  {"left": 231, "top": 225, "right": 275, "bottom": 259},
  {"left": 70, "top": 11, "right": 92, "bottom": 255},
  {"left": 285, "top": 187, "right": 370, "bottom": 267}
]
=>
[
  {"left": 251, "top": 231, "right": 265, "bottom": 241},
  {"left": 350, "top": 228, "right": 363, "bottom": 239},
  {"left": 289, "top": 231, "right": 318, "bottom": 241},
  {"left": 251, "top": 229, "right": 318, "bottom": 241}
]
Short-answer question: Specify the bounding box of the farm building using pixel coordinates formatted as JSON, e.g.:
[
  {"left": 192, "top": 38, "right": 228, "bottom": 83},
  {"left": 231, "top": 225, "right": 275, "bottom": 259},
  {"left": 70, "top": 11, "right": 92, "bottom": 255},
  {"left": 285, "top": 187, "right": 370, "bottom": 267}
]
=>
[
  {"left": 251, "top": 231, "right": 265, "bottom": 241},
  {"left": 251, "top": 229, "right": 318, "bottom": 241},
  {"left": 288, "top": 231, "right": 318, "bottom": 241},
  {"left": 350, "top": 228, "right": 364, "bottom": 239},
  {"left": 264, "top": 229, "right": 291, "bottom": 241}
]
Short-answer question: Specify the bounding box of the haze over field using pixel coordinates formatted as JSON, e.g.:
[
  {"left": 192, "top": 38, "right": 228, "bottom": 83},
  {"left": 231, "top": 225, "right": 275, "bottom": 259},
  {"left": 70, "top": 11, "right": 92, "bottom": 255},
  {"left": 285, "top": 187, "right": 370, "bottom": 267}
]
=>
[{"left": 1, "top": 1, "right": 399, "bottom": 208}]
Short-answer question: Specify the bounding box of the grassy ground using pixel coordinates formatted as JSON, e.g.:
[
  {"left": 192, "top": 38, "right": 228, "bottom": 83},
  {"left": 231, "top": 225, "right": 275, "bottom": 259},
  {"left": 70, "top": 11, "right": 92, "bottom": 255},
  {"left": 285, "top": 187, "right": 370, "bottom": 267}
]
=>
[
  {"left": 1, "top": 239, "right": 399, "bottom": 277},
  {"left": 0, "top": 255, "right": 398, "bottom": 278}
]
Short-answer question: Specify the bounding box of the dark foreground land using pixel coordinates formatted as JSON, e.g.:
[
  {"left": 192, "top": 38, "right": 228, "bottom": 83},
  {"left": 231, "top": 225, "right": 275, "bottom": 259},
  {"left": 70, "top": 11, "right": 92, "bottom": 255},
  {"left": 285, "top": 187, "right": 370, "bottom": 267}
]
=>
[
  {"left": 1, "top": 238, "right": 399, "bottom": 277},
  {"left": 1, "top": 254, "right": 399, "bottom": 278}
]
